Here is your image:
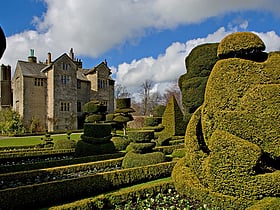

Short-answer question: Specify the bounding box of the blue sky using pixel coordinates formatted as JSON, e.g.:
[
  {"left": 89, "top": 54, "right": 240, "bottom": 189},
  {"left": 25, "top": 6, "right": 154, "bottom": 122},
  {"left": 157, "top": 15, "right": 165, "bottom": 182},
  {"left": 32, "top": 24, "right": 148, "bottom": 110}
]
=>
[{"left": 1, "top": 0, "right": 280, "bottom": 94}]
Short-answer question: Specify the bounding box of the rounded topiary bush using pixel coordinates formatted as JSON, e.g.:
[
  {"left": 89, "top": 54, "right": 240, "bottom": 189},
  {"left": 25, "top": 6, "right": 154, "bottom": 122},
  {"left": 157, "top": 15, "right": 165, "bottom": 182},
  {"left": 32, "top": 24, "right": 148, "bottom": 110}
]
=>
[
  {"left": 144, "top": 117, "right": 162, "bottom": 126},
  {"left": 54, "top": 139, "right": 76, "bottom": 150},
  {"left": 127, "top": 130, "right": 154, "bottom": 143},
  {"left": 126, "top": 142, "right": 156, "bottom": 153},
  {"left": 111, "top": 136, "right": 130, "bottom": 151},
  {"left": 121, "top": 151, "right": 166, "bottom": 168},
  {"left": 83, "top": 123, "right": 112, "bottom": 138},
  {"left": 75, "top": 140, "right": 115, "bottom": 157},
  {"left": 217, "top": 31, "right": 266, "bottom": 59}
]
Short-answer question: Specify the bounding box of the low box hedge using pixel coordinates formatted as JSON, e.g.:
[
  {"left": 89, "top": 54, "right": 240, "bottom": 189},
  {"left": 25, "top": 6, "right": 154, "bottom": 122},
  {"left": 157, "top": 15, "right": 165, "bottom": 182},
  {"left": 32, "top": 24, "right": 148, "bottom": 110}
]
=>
[
  {"left": 0, "top": 152, "right": 125, "bottom": 174},
  {"left": 0, "top": 161, "right": 176, "bottom": 209},
  {"left": 49, "top": 178, "right": 174, "bottom": 209}
]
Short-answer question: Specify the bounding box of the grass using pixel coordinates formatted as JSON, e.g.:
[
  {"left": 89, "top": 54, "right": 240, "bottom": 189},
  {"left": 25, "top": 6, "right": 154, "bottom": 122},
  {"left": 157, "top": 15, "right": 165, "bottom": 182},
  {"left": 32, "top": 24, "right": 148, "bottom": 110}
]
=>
[{"left": 0, "top": 133, "right": 82, "bottom": 147}]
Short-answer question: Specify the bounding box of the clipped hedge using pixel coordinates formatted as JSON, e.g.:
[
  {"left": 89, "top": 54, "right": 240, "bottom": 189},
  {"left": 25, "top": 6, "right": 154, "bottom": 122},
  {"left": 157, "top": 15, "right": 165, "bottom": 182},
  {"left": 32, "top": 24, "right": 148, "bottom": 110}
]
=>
[
  {"left": 0, "top": 161, "right": 176, "bottom": 209},
  {"left": 121, "top": 152, "right": 167, "bottom": 169},
  {"left": 0, "top": 152, "right": 125, "bottom": 174},
  {"left": 75, "top": 140, "right": 115, "bottom": 157},
  {"left": 49, "top": 178, "right": 174, "bottom": 209},
  {"left": 217, "top": 31, "right": 265, "bottom": 59},
  {"left": 154, "top": 144, "right": 184, "bottom": 155},
  {"left": 83, "top": 123, "right": 112, "bottom": 138},
  {"left": 127, "top": 130, "right": 155, "bottom": 143},
  {"left": 0, "top": 149, "right": 74, "bottom": 160},
  {"left": 126, "top": 142, "right": 156, "bottom": 153},
  {"left": 111, "top": 136, "right": 130, "bottom": 151},
  {"left": 54, "top": 139, "right": 76, "bottom": 150}
]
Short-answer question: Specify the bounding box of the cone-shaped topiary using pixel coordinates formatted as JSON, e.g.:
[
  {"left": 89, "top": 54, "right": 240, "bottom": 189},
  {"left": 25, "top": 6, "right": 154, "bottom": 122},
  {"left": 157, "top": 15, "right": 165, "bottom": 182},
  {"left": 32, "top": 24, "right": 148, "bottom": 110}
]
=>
[
  {"left": 162, "top": 95, "right": 186, "bottom": 136},
  {"left": 172, "top": 32, "right": 280, "bottom": 209}
]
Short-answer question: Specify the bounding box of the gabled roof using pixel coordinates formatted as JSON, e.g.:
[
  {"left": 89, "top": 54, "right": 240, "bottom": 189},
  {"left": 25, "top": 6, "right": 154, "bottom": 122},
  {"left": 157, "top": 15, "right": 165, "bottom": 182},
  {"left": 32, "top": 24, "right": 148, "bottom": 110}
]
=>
[
  {"left": 41, "top": 53, "right": 76, "bottom": 73},
  {"left": 77, "top": 68, "right": 89, "bottom": 81},
  {"left": 85, "top": 61, "right": 111, "bottom": 75},
  {"left": 18, "top": 60, "right": 47, "bottom": 78}
]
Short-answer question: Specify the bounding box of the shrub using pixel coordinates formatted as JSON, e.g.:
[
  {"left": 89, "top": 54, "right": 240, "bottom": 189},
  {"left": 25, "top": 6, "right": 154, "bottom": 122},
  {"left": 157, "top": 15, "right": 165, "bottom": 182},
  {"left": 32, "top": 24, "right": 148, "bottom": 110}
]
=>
[
  {"left": 111, "top": 136, "right": 130, "bottom": 151},
  {"left": 83, "top": 123, "right": 111, "bottom": 138},
  {"left": 144, "top": 117, "right": 162, "bottom": 126},
  {"left": 75, "top": 140, "right": 115, "bottom": 157},
  {"left": 171, "top": 148, "right": 186, "bottom": 159},
  {"left": 162, "top": 95, "right": 186, "bottom": 136},
  {"left": 54, "top": 139, "right": 76, "bottom": 150},
  {"left": 126, "top": 142, "right": 155, "bottom": 153},
  {"left": 127, "top": 130, "right": 154, "bottom": 143},
  {"left": 122, "top": 151, "right": 166, "bottom": 168}
]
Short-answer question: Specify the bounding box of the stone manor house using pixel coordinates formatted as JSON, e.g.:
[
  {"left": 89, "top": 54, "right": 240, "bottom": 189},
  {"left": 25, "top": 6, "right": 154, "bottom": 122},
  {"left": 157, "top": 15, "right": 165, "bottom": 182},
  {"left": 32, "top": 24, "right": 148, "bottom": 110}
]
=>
[{"left": 0, "top": 48, "right": 115, "bottom": 131}]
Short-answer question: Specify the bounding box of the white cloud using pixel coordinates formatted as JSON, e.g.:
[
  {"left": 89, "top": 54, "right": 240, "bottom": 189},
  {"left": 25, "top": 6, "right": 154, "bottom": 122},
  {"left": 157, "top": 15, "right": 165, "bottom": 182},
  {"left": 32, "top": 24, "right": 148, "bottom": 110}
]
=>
[
  {"left": 2, "top": 0, "right": 280, "bottom": 70},
  {"left": 115, "top": 27, "right": 280, "bottom": 95}
]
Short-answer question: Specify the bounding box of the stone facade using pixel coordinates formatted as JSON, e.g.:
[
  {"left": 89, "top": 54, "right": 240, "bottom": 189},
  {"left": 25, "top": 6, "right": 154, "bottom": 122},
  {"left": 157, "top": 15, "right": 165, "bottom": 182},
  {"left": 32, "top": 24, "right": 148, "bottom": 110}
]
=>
[
  {"left": 11, "top": 49, "right": 114, "bottom": 131},
  {"left": 0, "top": 64, "right": 12, "bottom": 109}
]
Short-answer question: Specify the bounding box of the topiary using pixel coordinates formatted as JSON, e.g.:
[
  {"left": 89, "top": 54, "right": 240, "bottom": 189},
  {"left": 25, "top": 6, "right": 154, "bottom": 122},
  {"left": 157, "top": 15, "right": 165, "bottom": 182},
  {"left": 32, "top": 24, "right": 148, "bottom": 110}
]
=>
[
  {"left": 111, "top": 136, "right": 130, "bottom": 151},
  {"left": 121, "top": 151, "right": 166, "bottom": 168},
  {"left": 178, "top": 43, "right": 219, "bottom": 123},
  {"left": 54, "top": 139, "right": 76, "bottom": 150},
  {"left": 172, "top": 32, "right": 280, "bottom": 209}
]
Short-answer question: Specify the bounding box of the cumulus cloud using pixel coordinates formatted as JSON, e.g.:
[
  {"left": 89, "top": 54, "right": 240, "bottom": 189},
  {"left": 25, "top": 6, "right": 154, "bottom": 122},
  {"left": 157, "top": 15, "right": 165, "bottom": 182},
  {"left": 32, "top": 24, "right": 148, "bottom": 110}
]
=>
[
  {"left": 2, "top": 0, "right": 280, "bottom": 70},
  {"left": 115, "top": 26, "right": 280, "bottom": 95}
]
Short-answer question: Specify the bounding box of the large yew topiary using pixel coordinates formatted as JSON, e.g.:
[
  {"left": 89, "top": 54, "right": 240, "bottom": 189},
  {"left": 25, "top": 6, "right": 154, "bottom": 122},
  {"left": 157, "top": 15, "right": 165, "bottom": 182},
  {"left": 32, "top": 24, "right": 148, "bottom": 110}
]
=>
[
  {"left": 172, "top": 32, "right": 280, "bottom": 209},
  {"left": 178, "top": 43, "right": 219, "bottom": 123}
]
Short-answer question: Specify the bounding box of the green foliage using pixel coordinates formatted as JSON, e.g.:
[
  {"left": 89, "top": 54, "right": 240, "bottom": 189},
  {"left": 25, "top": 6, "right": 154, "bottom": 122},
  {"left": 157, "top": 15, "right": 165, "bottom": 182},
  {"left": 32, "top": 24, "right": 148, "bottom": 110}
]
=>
[
  {"left": 144, "top": 117, "right": 162, "bottom": 126},
  {"left": 217, "top": 31, "right": 265, "bottom": 58},
  {"left": 111, "top": 136, "right": 130, "bottom": 151},
  {"left": 113, "top": 113, "right": 133, "bottom": 123},
  {"left": 127, "top": 130, "right": 155, "bottom": 143},
  {"left": 154, "top": 132, "right": 171, "bottom": 146},
  {"left": 83, "top": 123, "right": 112, "bottom": 138},
  {"left": 162, "top": 95, "right": 186, "bottom": 136},
  {"left": 0, "top": 108, "right": 25, "bottom": 134},
  {"left": 85, "top": 114, "right": 105, "bottom": 123},
  {"left": 122, "top": 151, "right": 166, "bottom": 168},
  {"left": 152, "top": 105, "right": 166, "bottom": 117},
  {"left": 116, "top": 98, "right": 131, "bottom": 109},
  {"left": 178, "top": 43, "right": 219, "bottom": 123},
  {"left": 173, "top": 33, "right": 280, "bottom": 209},
  {"left": 171, "top": 148, "right": 186, "bottom": 159},
  {"left": 82, "top": 100, "right": 106, "bottom": 114},
  {"left": 75, "top": 140, "right": 116, "bottom": 156},
  {"left": 126, "top": 142, "right": 155, "bottom": 153}
]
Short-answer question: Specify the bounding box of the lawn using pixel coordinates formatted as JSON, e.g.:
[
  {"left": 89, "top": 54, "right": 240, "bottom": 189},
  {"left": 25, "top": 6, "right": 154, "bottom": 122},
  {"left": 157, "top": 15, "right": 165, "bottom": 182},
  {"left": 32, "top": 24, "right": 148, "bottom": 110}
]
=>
[{"left": 0, "top": 133, "right": 82, "bottom": 147}]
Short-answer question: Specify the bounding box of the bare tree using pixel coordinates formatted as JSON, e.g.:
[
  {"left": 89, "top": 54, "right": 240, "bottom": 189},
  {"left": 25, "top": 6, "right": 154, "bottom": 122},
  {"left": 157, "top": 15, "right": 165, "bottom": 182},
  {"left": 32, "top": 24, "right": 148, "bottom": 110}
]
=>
[
  {"left": 163, "top": 81, "right": 183, "bottom": 113},
  {"left": 115, "top": 84, "right": 131, "bottom": 98},
  {"left": 139, "top": 80, "right": 153, "bottom": 116}
]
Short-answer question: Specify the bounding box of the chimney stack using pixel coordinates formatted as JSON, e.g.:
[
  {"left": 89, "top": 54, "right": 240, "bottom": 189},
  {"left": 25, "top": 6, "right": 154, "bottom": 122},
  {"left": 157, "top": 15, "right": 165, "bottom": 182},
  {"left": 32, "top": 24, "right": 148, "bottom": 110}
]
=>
[
  {"left": 28, "top": 49, "right": 37, "bottom": 63},
  {"left": 69, "top": 48, "right": 74, "bottom": 60},
  {"left": 47, "top": 52, "right": 51, "bottom": 64}
]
